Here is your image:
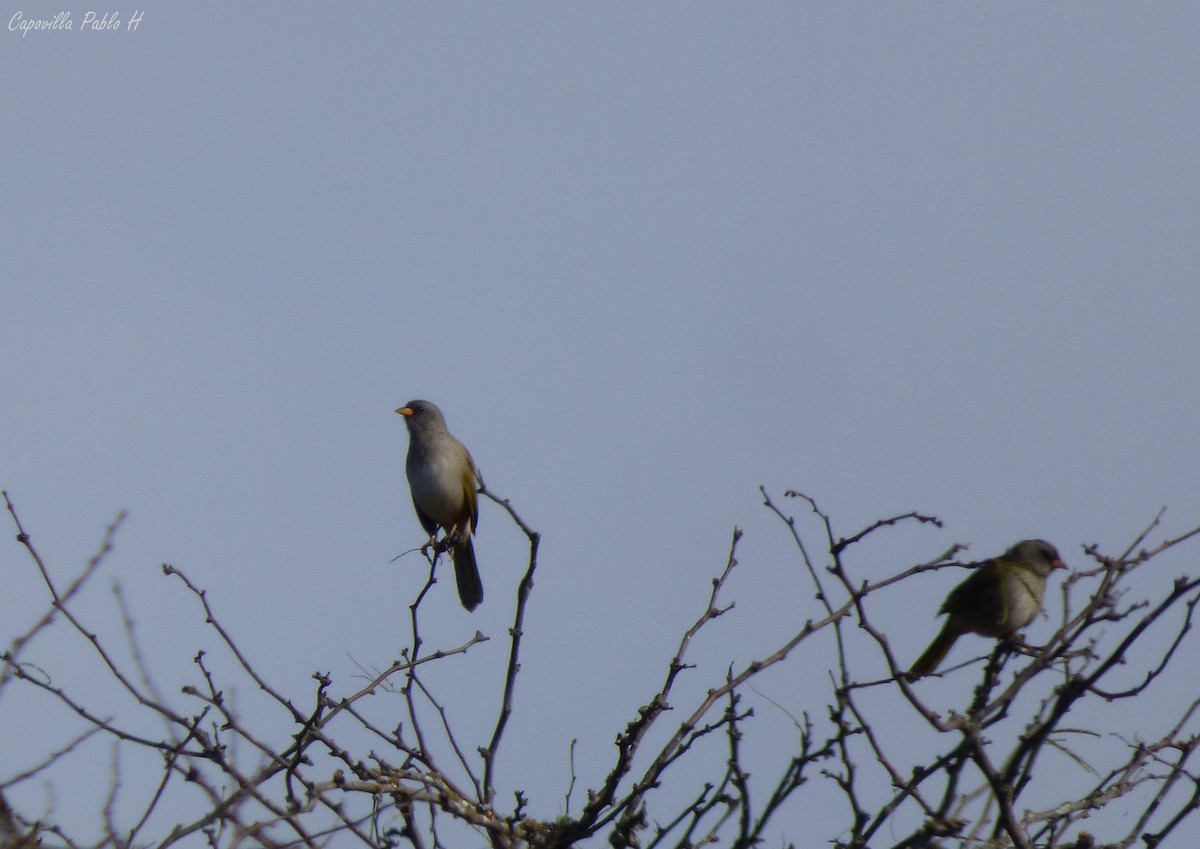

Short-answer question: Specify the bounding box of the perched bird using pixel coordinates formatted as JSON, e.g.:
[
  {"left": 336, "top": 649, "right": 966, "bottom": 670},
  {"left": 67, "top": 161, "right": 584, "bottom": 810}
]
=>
[
  {"left": 396, "top": 400, "right": 483, "bottom": 611},
  {"left": 909, "top": 539, "right": 1066, "bottom": 676}
]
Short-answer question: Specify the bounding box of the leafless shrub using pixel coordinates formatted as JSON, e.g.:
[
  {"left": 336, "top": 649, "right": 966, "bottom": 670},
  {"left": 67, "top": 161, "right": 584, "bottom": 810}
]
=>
[{"left": 2, "top": 486, "right": 1198, "bottom": 849}]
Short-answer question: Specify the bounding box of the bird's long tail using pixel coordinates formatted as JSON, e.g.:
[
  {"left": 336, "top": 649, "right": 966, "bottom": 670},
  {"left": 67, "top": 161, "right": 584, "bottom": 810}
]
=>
[
  {"left": 909, "top": 622, "right": 961, "bottom": 676},
  {"left": 451, "top": 538, "right": 483, "bottom": 611}
]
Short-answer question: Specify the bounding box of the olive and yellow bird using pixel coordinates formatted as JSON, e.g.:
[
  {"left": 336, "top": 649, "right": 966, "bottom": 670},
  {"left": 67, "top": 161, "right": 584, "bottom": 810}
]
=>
[{"left": 909, "top": 539, "right": 1066, "bottom": 676}]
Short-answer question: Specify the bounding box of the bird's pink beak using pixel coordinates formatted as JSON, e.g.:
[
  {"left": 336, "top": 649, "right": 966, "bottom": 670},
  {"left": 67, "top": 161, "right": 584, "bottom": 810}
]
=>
[{"left": 397, "top": 407, "right": 414, "bottom": 417}]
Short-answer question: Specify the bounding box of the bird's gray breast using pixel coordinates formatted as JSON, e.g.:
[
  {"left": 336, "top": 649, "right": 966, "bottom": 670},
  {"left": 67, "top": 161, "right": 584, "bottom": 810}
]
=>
[
  {"left": 406, "top": 444, "right": 466, "bottom": 524},
  {"left": 1000, "top": 570, "right": 1044, "bottom": 631}
]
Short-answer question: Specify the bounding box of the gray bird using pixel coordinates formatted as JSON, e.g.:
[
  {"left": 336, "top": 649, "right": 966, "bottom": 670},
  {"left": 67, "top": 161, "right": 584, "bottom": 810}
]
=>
[
  {"left": 909, "top": 539, "right": 1066, "bottom": 676},
  {"left": 396, "top": 400, "right": 483, "bottom": 610}
]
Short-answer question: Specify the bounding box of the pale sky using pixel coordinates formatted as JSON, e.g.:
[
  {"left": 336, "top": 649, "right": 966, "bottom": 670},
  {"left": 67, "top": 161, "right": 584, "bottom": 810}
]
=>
[{"left": 3, "top": 3, "right": 1199, "bottom": 845}]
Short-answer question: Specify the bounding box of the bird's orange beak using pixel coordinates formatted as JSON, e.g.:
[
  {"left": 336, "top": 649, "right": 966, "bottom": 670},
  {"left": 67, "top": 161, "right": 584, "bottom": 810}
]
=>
[
  {"left": 396, "top": 407, "right": 414, "bottom": 417},
  {"left": 1052, "top": 558, "right": 1066, "bottom": 570}
]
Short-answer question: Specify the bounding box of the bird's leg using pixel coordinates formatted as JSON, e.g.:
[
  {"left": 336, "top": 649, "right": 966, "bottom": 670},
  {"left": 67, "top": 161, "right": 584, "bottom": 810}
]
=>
[
  {"left": 1000, "top": 631, "right": 1032, "bottom": 657},
  {"left": 422, "top": 532, "right": 448, "bottom": 560},
  {"left": 444, "top": 522, "right": 467, "bottom": 548}
]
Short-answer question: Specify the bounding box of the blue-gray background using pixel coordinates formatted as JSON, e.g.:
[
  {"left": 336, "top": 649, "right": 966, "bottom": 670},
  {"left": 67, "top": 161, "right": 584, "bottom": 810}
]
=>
[{"left": 3, "top": 4, "right": 1198, "bottom": 844}]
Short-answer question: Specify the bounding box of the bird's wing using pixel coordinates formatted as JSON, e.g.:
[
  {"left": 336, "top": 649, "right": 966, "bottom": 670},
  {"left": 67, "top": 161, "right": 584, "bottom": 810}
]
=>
[{"left": 411, "top": 498, "right": 440, "bottom": 537}]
